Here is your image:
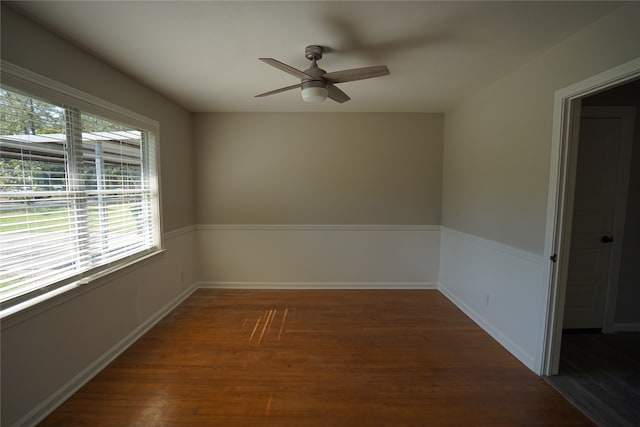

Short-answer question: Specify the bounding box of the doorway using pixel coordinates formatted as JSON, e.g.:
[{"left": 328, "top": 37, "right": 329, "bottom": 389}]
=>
[
  {"left": 542, "top": 58, "right": 640, "bottom": 376},
  {"left": 562, "top": 104, "right": 635, "bottom": 332},
  {"left": 543, "top": 74, "right": 640, "bottom": 426}
]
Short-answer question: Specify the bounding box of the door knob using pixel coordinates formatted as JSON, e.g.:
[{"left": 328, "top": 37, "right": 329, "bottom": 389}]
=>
[{"left": 600, "top": 235, "right": 614, "bottom": 243}]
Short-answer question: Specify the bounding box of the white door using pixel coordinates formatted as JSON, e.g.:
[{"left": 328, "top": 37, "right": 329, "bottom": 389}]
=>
[{"left": 563, "top": 106, "right": 635, "bottom": 330}]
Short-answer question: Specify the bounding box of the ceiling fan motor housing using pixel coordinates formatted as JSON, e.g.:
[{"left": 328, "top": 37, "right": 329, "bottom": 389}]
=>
[{"left": 301, "top": 79, "right": 327, "bottom": 90}]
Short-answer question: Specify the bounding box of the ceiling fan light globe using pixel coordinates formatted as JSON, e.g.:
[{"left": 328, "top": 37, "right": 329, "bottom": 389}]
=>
[{"left": 301, "top": 86, "right": 328, "bottom": 103}]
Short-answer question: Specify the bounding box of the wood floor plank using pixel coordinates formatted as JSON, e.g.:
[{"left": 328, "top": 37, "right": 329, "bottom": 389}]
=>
[{"left": 38, "top": 290, "right": 593, "bottom": 426}]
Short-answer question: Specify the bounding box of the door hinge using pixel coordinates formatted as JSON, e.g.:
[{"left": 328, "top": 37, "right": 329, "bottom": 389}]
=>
[{"left": 550, "top": 254, "right": 558, "bottom": 263}]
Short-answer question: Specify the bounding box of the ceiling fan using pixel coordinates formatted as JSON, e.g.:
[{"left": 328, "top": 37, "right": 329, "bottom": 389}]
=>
[{"left": 255, "top": 45, "right": 390, "bottom": 103}]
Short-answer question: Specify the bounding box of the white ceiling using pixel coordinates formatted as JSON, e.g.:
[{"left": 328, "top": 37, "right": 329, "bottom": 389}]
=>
[{"left": 9, "top": 1, "right": 620, "bottom": 113}]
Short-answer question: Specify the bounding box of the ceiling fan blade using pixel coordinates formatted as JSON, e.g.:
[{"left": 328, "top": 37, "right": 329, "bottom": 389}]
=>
[
  {"left": 259, "top": 58, "right": 313, "bottom": 80},
  {"left": 323, "top": 65, "right": 390, "bottom": 83},
  {"left": 327, "top": 84, "right": 351, "bottom": 103},
  {"left": 255, "top": 83, "right": 302, "bottom": 98}
]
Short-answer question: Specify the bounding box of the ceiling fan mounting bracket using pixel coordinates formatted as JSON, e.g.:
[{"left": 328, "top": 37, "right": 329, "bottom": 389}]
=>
[{"left": 305, "top": 45, "right": 323, "bottom": 62}]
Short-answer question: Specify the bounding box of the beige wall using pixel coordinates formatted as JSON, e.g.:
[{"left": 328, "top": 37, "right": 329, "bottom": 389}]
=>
[
  {"left": 1, "top": 5, "right": 195, "bottom": 232},
  {"left": 194, "top": 113, "right": 443, "bottom": 225},
  {"left": 443, "top": 2, "right": 640, "bottom": 254}
]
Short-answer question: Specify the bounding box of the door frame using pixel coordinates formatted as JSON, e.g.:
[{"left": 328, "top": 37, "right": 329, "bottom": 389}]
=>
[{"left": 539, "top": 57, "right": 640, "bottom": 376}]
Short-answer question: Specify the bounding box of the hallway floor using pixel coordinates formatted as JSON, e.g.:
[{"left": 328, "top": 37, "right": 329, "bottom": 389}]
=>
[{"left": 545, "top": 332, "right": 640, "bottom": 427}]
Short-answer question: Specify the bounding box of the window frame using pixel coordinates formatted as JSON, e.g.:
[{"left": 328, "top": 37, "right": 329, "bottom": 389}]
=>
[{"left": 0, "top": 61, "right": 163, "bottom": 318}]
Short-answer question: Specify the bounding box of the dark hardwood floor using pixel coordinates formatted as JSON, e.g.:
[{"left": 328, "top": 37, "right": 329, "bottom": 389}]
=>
[
  {"left": 39, "top": 289, "right": 593, "bottom": 426},
  {"left": 545, "top": 332, "right": 640, "bottom": 427}
]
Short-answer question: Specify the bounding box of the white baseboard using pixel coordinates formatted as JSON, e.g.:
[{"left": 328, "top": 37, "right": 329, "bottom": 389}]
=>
[
  {"left": 613, "top": 322, "right": 640, "bottom": 333},
  {"left": 12, "top": 282, "right": 198, "bottom": 427},
  {"left": 438, "top": 284, "right": 536, "bottom": 370},
  {"left": 439, "top": 227, "right": 544, "bottom": 373},
  {"left": 197, "top": 281, "right": 438, "bottom": 290}
]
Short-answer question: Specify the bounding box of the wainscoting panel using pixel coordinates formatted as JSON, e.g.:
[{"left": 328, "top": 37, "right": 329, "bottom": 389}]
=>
[
  {"left": 439, "top": 227, "right": 546, "bottom": 372},
  {"left": 197, "top": 225, "right": 440, "bottom": 289}
]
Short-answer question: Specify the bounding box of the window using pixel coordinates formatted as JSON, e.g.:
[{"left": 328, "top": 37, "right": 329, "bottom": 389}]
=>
[{"left": 0, "top": 78, "right": 160, "bottom": 311}]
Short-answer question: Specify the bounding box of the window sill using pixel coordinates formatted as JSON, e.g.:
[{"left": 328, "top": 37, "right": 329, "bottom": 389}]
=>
[{"left": 0, "top": 249, "right": 165, "bottom": 322}]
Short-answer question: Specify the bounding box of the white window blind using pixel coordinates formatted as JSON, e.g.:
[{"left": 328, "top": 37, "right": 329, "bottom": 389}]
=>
[{"left": 0, "top": 87, "right": 160, "bottom": 307}]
